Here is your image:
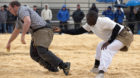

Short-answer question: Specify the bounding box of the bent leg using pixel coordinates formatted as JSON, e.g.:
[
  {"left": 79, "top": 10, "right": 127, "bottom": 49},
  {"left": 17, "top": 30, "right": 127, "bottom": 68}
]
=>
[
  {"left": 91, "top": 41, "right": 105, "bottom": 73},
  {"left": 36, "top": 46, "right": 71, "bottom": 75},
  {"left": 99, "top": 40, "right": 124, "bottom": 72},
  {"left": 36, "top": 46, "right": 62, "bottom": 67},
  {"left": 95, "top": 41, "right": 105, "bottom": 61},
  {"left": 30, "top": 41, "right": 58, "bottom": 72}
]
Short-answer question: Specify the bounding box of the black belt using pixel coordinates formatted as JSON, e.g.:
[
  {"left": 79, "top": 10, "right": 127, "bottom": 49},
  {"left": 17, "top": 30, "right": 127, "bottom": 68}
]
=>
[{"left": 116, "top": 24, "right": 131, "bottom": 32}]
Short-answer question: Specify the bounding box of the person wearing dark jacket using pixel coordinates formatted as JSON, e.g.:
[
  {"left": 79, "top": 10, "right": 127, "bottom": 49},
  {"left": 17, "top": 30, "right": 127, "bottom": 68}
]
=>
[
  {"left": 89, "top": 3, "right": 99, "bottom": 14},
  {"left": 0, "top": 6, "right": 7, "bottom": 33},
  {"left": 7, "top": 10, "right": 17, "bottom": 33},
  {"left": 72, "top": 4, "right": 85, "bottom": 30},
  {"left": 126, "top": 6, "right": 136, "bottom": 34},
  {"left": 135, "top": 8, "right": 140, "bottom": 34}
]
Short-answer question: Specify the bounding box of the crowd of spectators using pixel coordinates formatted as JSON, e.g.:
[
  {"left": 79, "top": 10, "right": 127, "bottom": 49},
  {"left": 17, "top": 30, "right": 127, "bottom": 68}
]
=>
[
  {"left": 0, "top": 3, "right": 140, "bottom": 34},
  {"left": 0, "top": 5, "right": 16, "bottom": 33},
  {"left": 102, "top": 5, "right": 140, "bottom": 34}
]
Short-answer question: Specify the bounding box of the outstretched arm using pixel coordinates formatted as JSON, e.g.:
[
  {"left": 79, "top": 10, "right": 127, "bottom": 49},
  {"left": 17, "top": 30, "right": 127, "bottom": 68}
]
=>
[
  {"left": 6, "top": 27, "right": 20, "bottom": 51},
  {"left": 54, "top": 27, "right": 88, "bottom": 35},
  {"left": 61, "top": 27, "right": 88, "bottom": 35}
]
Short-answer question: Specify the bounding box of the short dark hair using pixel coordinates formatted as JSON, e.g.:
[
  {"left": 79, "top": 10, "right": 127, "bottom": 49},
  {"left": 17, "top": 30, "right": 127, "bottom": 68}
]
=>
[
  {"left": 77, "top": 4, "right": 80, "bottom": 6},
  {"left": 9, "top": 1, "right": 21, "bottom": 8},
  {"left": 33, "top": 5, "right": 37, "bottom": 8},
  {"left": 87, "top": 10, "right": 98, "bottom": 25}
]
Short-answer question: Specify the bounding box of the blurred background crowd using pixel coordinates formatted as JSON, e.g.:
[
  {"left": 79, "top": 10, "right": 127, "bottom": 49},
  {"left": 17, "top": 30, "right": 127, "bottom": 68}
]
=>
[{"left": 0, "top": 0, "right": 140, "bottom": 34}]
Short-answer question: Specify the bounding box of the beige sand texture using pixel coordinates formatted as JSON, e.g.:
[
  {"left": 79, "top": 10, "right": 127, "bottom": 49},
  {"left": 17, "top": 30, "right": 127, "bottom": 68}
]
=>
[{"left": 0, "top": 34, "right": 140, "bottom": 78}]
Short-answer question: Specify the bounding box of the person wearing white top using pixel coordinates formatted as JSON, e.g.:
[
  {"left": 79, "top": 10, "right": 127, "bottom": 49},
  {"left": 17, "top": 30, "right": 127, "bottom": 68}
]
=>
[
  {"left": 54, "top": 10, "right": 133, "bottom": 78},
  {"left": 41, "top": 5, "right": 52, "bottom": 23}
]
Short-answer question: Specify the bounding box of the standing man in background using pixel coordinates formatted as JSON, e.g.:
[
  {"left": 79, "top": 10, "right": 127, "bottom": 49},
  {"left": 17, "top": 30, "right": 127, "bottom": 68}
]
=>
[
  {"left": 72, "top": 4, "right": 85, "bottom": 30},
  {"left": 41, "top": 4, "right": 52, "bottom": 24},
  {"left": 102, "top": 6, "right": 114, "bottom": 20},
  {"left": 7, "top": 10, "right": 17, "bottom": 33},
  {"left": 114, "top": 6, "right": 124, "bottom": 25},
  {"left": 126, "top": 6, "right": 136, "bottom": 34},
  {"left": 0, "top": 6, "right": 7, "bottom": 33},
  {"left": 135, "top": 8, "right": 140, "bottom": 34},
  {"left": 89, "top": 3, "right": 99, "bottom": 14},
  {"left": 57, "top": 4, "right": 69, "bottom": 34}
]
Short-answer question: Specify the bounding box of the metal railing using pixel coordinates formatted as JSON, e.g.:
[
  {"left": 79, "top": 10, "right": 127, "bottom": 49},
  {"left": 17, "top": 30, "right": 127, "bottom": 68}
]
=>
[{"left": 0, "top": 21, "right": 140, "bottom": 34}]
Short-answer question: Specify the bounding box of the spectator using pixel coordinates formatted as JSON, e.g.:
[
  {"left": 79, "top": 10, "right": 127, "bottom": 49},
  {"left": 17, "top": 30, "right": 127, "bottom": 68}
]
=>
[
  {"left": 7, "top": 10, "right": 17, "bottom": 33},
  {"left": 0, "top": 6, "right": 7, "bottom": 33},
  {"left": 114, "top": 6, "right": 124, "bottom": 25},
  {"left": 72, "top": 4, "right": 85, "bottom": 30},
  {"left": 89, "top": 3, "right": 99, "bottom": 14},
  {"left": 33, "top": 5, "right": 40, "bottom": 15},
  {"left": 41, "top": 4, "right": 52, "bottom": 24},
  {"left": 135, "top": 8, "right": 140, "bottom": 34},
  {"left": 102, "top": 6, "right": 114, "bottom": 20},
  {"left": 126, "top": 6, "right": 136, "bottom": 34},
  {"left": 57, "top": 4, "right": 69, "bottom": 33},
  {"left": 3, "top": 5, "right": 8, "bottom": 12}
]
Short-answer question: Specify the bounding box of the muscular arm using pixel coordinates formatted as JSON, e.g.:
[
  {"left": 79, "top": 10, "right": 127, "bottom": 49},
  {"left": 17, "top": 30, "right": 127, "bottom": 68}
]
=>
[
  {"left": 22, "top": 16, "right": 31, "bottom": 38},
  {"left": 61, "top": 27, "right": 88, "bottom": 35}
]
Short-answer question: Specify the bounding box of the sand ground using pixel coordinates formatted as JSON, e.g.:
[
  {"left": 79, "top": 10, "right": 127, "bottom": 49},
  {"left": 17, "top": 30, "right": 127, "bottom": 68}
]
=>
[{"left": 0, "top": 34, "right": 140, "bottom": 78}]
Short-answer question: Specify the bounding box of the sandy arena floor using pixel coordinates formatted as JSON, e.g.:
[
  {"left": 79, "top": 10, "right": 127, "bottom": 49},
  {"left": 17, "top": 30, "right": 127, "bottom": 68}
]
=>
[{"left": 0, "top": 34, "right": 140, "bottom": 78}]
